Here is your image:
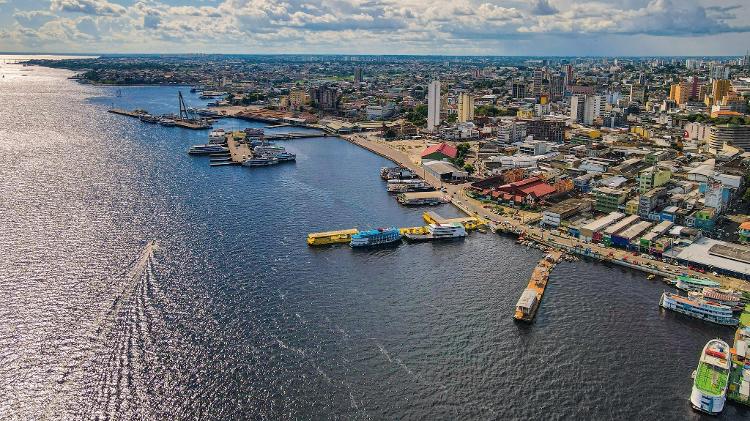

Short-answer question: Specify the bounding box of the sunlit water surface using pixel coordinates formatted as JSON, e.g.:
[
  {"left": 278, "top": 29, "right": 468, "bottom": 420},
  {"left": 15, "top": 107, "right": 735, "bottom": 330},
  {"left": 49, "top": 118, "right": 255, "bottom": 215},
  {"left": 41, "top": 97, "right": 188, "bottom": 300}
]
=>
[{"left": 0, "top": 61, "right": 746, "bottom": 420}]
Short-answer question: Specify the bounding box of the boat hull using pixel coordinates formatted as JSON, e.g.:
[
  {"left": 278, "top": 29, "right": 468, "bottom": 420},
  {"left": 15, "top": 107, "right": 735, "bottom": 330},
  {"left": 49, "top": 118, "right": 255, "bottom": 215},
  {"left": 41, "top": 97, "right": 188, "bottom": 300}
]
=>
[{"left": 659, "top": 294, "right": 738, "bottom": 326}]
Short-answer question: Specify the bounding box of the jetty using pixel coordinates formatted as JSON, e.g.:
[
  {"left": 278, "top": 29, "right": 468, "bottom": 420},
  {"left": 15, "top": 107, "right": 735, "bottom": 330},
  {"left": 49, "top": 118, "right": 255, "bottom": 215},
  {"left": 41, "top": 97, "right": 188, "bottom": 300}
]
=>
[{"left": 514, "top": 250, "right": 563, "bottom": 322}]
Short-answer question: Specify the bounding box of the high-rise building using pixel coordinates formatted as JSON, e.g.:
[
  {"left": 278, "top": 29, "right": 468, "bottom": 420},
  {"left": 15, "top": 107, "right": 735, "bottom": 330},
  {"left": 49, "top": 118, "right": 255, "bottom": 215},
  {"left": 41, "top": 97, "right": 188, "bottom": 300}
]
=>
[
  {"left": 563, "top": 65, "right": 574, "bottom": 87},
  {"left": 457, "top": 93, "right": 474, "bottom": 123},
  {"left": 709, "top": 63, "right": 729, "bottom": 80},
  {"left": 669, "top": 81, "right": 689, "bottom": 105},
  {"left": 570, "top": 95, "right": 605, "bottom": 125},
  {"left": 630, "top": 84, "right": 646, "bottom": 103},
  {"left": 525, "top": 118, "right": 565, "bottom": 142},
  {"left": 549, "top": 74, "right": 564, "bottom": 102},
  {"left": 427, "top": 80, "right": 441, "bottom": 132},
  {"left": 512, "top": 81, "right": 527, "bottom": 98},
  {"left": 309, "top": 86, "right": 341, "bottom": 111},
  {"left": 711, "top": 79, "right": 731, "bottom": 103},
  {"left": 289, "top": 88, "right": 310, "bottom": 110},
  {"left": 354, "top": 67, "right": 363, "bottom": 83},
  {"left": 533, "top": 70, "right": 544, "bottom": 99}
]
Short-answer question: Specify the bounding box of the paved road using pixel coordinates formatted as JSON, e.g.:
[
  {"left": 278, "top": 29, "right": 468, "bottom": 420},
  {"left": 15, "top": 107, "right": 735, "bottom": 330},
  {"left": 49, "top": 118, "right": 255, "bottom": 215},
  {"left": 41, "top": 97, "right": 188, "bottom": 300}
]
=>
[{"left": 342, "top": 134, "right": 748, "bottom": 292}]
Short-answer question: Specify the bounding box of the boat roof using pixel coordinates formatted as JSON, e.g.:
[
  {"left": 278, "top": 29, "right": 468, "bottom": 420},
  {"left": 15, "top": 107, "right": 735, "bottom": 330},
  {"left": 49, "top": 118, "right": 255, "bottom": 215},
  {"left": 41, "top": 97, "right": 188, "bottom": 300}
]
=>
[
  {"left": 516, "top": 289, "right": 537, "bottom": 308},
  {"left": 307, "top": 229, "right": 358, "bottom": 238}
]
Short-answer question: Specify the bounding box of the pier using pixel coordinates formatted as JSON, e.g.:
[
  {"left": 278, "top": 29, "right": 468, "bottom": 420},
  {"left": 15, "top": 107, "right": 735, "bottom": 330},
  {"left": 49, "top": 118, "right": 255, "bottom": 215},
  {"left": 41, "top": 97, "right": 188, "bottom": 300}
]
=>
[
  {"left": 422, "top": 211, "right": 485, "bottom": 231},
  {"left": 107, "top": 108, "right": 211, "bottom": 130},
  {"left": 514, "top": 250, "right": 563, "bottom": 322}
]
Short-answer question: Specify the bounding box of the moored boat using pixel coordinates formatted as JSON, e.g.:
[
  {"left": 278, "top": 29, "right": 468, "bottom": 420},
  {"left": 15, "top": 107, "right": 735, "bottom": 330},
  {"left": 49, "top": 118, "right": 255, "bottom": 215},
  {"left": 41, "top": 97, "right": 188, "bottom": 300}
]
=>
[
  {"left": 404, "top": 223, "right": 467, "bottom": 242},
  {"left": 690, "top": 339, "right": 731, "bottom": 415},
  {"left": 674, "top": 275, "right": 720, "bottom": 292},
  {"left": 242, "top": 156, "right": 279, "bottom": 167},
  {"left": 659, "top": 292, "right": 738, "bottom": 326},
  {"left": 350, "top": 228, "right": 401, "bottom": 247},
  {"left": 188, "top": 144, "right": 229, "bottom": 155}
]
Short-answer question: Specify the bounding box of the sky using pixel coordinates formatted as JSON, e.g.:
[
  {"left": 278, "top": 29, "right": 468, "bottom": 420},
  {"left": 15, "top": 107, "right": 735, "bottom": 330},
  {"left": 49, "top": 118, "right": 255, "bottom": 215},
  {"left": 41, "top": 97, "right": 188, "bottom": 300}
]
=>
[{"left": 0, "top": 0, "right": 749, "bottom": 56}]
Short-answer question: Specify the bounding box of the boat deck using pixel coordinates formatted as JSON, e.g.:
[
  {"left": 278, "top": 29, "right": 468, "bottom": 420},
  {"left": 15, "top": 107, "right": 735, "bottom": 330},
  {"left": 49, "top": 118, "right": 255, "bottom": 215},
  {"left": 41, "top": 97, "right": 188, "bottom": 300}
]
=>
[
  {"left": 695, "top": 362, "right": 728, "bottom": 396},
  {"left": 514, "top": 250, "right": 563, "bottom": 322}
]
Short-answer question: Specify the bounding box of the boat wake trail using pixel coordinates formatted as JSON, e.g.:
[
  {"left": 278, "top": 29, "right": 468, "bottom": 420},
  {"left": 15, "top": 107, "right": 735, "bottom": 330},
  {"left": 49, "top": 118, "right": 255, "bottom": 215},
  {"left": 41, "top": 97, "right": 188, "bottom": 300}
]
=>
[{"left": 42, "top": 240, "right": 163, "bottom": 420}]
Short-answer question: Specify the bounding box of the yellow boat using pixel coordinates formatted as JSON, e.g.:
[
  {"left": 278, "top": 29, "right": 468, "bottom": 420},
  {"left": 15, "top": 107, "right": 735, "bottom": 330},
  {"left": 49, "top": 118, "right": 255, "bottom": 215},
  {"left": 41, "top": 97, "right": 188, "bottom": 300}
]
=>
[{"left": 307, "top": 228, "right": 359, "bottom": 246}]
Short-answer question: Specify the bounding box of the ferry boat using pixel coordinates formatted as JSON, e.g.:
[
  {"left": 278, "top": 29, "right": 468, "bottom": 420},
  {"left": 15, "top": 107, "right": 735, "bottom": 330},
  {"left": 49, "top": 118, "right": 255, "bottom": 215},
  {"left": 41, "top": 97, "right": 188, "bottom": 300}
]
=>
[
  {"left": 404, "top": 223, "right": 467, "bottom": 242},
  {"left": 188, "top": 144, "right": 228, "bottom": 155},
  {"left": 387, "top": 181, "right": 434, "bottom": 193},
  {"left": 659, "top": 292, "right": 739, "bottom": 326},
  {"left": 674, "top": 275, "right": 721, "bottom": 292},
  {"left": 254, "top": 144, "right": 286, "bottom": 155},
  {"left": 273, "top": 151, "right": 296, "bottom": 162},
  {"left": 700, "top": 288, "right": 743, "bottom": 310},
  {"left": 242, "top": 156, "right": 279, "bottom": 167},
  {"left": 350, "top": 228, "right": 402, "bottom": 248},
  {"left": 208, "top": 128, "right": 227, "bottom": 144},
  {"left": 690, "top": 339, "right": 732, "bottom": 415}
]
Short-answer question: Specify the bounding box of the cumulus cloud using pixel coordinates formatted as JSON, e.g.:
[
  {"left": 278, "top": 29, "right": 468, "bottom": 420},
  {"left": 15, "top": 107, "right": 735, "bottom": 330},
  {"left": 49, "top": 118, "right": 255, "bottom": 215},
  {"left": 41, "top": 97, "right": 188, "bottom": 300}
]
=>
[
  {"left": 51, "top": 0, "right": 127, "bottom": 16},
  {"left": 0, "top": 0, "right": 746, "bottom": 53},
  {"left": 530, "top": 0, "right": 558, "bottom": 16}
]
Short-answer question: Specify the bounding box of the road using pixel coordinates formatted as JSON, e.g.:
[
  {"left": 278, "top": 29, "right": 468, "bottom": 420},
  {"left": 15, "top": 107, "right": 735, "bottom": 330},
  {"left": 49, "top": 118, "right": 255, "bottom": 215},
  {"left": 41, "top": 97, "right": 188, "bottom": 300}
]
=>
[{"left": 342, "top": 134, "right": 749, "bottom": 292}]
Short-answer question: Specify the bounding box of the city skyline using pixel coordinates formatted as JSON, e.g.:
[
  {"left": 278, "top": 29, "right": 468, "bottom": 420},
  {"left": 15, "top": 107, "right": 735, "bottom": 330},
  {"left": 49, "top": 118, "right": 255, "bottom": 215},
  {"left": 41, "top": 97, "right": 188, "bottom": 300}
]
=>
[{"left": 0, "top": 0, "right": 749, "bottom": 56}]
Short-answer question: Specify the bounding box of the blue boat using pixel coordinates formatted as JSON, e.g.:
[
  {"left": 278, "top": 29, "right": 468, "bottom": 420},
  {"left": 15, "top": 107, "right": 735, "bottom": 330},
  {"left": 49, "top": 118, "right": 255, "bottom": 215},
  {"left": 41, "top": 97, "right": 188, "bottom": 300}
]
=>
[{"left": 350, "top": 228, "right": 401, "bottom": 247}]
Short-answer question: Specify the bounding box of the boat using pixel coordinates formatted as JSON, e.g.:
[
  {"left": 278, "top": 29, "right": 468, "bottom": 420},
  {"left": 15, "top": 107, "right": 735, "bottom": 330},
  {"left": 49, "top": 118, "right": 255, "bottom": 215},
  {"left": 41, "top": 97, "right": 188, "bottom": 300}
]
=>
[
  {"left": 690, "top": 339, "right": 732, "bottom": 415},
  {"left": 188, "top": 144, "right": 229, "bottom": 155},
  {"left": 659, "top": 292, "right": 739, "bottom": 326},
  {"left": 674, "top": 275, "right": 721, "bottom": 292},
  {"left": 158, "top": 118, "right": 176, "bottom": 127},
  {"left": 254, "top": 144, "right": 286, "bottom": 155},
  {"left": 647, "top": 274, "right": 656, "bottom": 280},
  {"left": 139, "top": 114, "right": 160, "bottom": 124},
  {"left": 350, "top": 228, "right": 402, "bottom": 247},
  {"left": 208, "top": 128, "right": 227, "bottom": 144},
  {"left": 307, "top": 229, "right": 359, "bottom": 246},
  {"left": 387, "top": 181, "right": 434, "bottom": 193},
  {"left": 700, "top": 288, "right": 743, "bottom": 310},
  {"left": 242, "top": 156, "right": 279, "bottom": 167},
  {"left": 404, "top": 223, "right": 467, "bottom": 242},
  {"left": 273, "top": 151, "right": 296, "bottom": 162}
]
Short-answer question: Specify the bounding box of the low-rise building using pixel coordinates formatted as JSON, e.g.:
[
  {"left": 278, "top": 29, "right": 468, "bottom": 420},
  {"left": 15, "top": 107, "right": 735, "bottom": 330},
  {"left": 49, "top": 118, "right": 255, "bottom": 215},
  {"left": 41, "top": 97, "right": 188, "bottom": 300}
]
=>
[{"left": 593, "top": 187, "right": 628, "bottom": 213}]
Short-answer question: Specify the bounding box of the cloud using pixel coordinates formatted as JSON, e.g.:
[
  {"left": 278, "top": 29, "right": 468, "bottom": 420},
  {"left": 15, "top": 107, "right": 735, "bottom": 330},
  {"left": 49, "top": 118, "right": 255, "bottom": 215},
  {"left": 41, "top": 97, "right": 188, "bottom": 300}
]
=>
[
  {"left": 530, "top": 0, "right": 558, "bottom": 16},
  {"left": 0, "top": 0, "right": 746, "bottom": 54},
  {"left": 50, "top": 0, "right": 126, "bottom": 16}
]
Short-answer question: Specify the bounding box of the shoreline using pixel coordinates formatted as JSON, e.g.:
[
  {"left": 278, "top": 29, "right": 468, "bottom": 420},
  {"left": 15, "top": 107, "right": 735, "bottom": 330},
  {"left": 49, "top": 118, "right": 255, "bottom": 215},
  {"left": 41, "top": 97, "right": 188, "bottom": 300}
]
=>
[{"left": 340, "top": 133, "right": 749, "bottom": 292}]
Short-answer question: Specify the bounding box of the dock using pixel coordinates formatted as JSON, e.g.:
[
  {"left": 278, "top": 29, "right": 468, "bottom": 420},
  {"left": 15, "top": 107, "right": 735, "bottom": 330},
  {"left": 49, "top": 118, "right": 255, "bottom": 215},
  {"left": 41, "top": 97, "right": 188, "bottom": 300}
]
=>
[
  {"left": 226, "top": 132, "right": 253, "bottom": 164},
  {"left": 108, "top": 108, "right": 211, "bottom": 130},
  {"left": 108, "top": 108, "right": 143, "bottom": 118},
  {"left": 423, "top": 211, "right": 485, "bottom": 231},
  {"left": 514, "top": 250, "right": 563, "bottom": 322}
]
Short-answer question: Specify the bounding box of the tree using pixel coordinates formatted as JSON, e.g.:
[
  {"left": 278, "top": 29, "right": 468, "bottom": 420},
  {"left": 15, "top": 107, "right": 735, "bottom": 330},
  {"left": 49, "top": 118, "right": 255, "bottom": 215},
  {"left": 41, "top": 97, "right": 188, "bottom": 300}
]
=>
[{"left": 463, "top": 163, "right": 475, "bottom": 174}]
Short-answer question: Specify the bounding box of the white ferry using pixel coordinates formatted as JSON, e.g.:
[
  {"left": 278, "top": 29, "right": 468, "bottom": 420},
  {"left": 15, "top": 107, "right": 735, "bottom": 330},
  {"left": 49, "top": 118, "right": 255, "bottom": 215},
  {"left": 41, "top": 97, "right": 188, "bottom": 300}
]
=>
[
  {"left": 659, "top": 292, "right": 738, "bottom": 326},
  {"left": 690, "top": 339, "right": 731, "bottom": 415},
  {"left": 404, "top": 223, "right": 467, "bottom": 242}
]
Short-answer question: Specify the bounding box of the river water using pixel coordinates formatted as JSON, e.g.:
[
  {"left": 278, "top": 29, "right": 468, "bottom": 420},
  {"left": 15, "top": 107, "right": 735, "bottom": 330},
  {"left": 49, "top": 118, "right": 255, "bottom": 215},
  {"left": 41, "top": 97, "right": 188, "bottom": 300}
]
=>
[{"left": 0, "top": 61, "right": 746, "bottom": 420}]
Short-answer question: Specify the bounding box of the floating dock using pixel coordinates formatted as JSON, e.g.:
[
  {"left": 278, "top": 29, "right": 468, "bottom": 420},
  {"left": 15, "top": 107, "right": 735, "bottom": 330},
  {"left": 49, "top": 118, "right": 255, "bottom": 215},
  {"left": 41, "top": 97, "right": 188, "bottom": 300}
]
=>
[
  {"left": 108, "top": 108, "right": 211, "bottom": 129},
  {"left": 307, "top": 229, "right": 359, "bottom": 246},
  {"left": 423, "top": 211, "right": 485, "bottom": 231},
  {"left": 514, "top": 250, "right": 563, "bottom": 322}
]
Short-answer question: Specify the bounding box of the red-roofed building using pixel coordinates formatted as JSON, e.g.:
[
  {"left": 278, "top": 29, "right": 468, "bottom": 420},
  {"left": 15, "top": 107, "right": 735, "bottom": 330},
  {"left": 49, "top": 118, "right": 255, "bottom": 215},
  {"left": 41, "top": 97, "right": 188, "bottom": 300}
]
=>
[
  {"left": 421, "top": 142, "right": 458, "bottom": 162},
  {"left": 494, "top": 177, "right": 557, "bottom": 205}
]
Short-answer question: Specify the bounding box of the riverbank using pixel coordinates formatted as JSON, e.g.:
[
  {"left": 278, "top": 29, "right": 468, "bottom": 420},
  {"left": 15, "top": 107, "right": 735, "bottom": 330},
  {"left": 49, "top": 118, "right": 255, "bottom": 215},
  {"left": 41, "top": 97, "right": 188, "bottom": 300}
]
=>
[{"left": 340, "top": 133, "right": 750, "bottom": 292}]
